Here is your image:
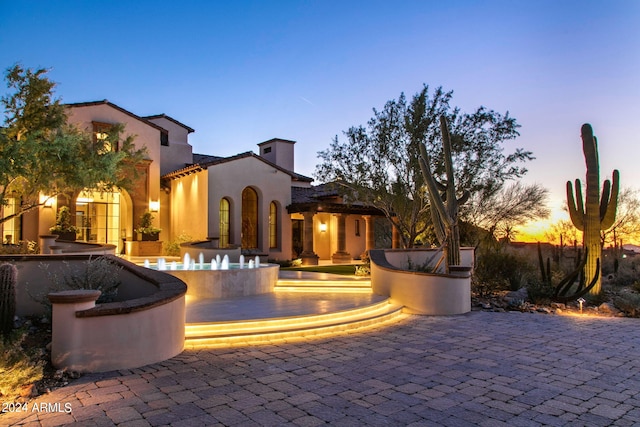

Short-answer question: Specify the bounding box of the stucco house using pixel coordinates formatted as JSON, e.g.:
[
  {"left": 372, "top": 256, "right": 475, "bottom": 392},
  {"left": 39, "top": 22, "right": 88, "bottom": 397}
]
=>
[{"left": 9, "top": 100, "right": 382, "bottom": 263}]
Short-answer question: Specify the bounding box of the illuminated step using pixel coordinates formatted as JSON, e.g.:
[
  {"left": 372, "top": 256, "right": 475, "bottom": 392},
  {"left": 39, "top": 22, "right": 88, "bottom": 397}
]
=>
[
  {"left": 185, "top": 299, "right": 397, "bottom": 336},
  {"left": 184, "top": 300, "right": 405, "bottom": 349},
  {"left": 275, "top": 279, "right": 371, "bottom": 293},
  {"left": 274, "top": 287, "right": 371, "bottom": 293},
  {"left": 276, "top": 279, "right": 371, "bottom": 287}
]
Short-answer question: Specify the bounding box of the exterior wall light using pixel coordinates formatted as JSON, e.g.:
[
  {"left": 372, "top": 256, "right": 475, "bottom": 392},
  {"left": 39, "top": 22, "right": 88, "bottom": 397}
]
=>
[
  {"left": 149, "top": 200, "right": 160, "bottom": 212},
  {"left": 40, "top": 194, "right": 54, "bottom": 208},
  {"left": 319, "top": 223, "right": 327, "bottom": 233}
]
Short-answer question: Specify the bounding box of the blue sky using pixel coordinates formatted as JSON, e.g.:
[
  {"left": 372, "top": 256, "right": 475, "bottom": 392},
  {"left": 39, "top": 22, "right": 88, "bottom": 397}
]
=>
[{"left": 1, "top": 0, "right": 639, "bottom": 220}]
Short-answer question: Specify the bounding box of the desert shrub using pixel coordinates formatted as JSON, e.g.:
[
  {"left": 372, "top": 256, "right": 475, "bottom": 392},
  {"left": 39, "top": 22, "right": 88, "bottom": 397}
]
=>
[
  {"left": 355, "top": 252, "right": 371, "bottom": 276},
  {"left": 0, "top": 240, "right": 39, "bottom": 255},
  {"left": 0, "top": 329, "right": 44, "bottom": 401},
  {"left": 37, "top": 256, "right": 122, "bottom": 307},
  {"left": 613, "top": 293, "right": 640, "bottom": 317},
  {"left": 473, "top": 248, "right": 535, "bottom": 295},
  {"left": 163, "top": 234, "right": 194, "bottom": 257},
  {"left": 608, "top": 257, "right": 640, "bottom": 287},
  {"left": 583, "top": 291, "right": 609, "bottom": 307},
  {"left": 268, "top": 259, "right": 301, "bottom": 267},
  {"left": 526, "top": 276, "right": 555, "bottom": 305}
]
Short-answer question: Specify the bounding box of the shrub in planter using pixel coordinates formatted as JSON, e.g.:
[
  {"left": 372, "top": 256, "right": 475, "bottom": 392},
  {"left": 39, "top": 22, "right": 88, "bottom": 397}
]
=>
[
  {"left": 136, "top": 211, "right": 161, "bottom": 241},
  {"left": 37, "top": 256, "right": 122, "bottom": 308},
  {"left": 49, "top": 206, "right": 78, "bottom": 241}
]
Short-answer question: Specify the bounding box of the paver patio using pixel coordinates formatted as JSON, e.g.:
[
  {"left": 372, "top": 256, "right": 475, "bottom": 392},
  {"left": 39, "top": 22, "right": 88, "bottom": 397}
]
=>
[{"left": 3, "top": 311, "right": 639, "bottom": 426}]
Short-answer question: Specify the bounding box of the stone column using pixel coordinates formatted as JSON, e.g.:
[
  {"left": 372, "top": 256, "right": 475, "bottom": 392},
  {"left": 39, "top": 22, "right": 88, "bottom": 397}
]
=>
[
  {"left": 362, "top": 215, "right": 374, "bottom": 258},
  {"left": 300, "top": 212, "right": 319, "bottom": 265},
  {"left": 332, "top": 213, "right": 351, "bottom": 263}
]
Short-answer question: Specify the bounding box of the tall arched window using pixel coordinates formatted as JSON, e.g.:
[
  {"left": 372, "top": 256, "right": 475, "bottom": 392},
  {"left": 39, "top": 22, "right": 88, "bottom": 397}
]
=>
[
  {"left": 241, "top": 187, "right": 258, "bottom": 249},
  {"left": 219, "top": 198, "right": 230, "bottom": 248},
  {"left": 269, "top": 201, "right": 278, "bottom": 249}
]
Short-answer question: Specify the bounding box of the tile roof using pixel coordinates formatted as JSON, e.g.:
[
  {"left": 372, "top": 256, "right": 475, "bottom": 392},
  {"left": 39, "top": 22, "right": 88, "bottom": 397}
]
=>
[
  {"left": 162, "top": 151, "right": 313, "bottom": 183},
  {"left": 65, "top": 100, "right": 167, "bottom": 133},
  {"left": 143, "top": 114, "right": 195, "bottom": 133}
]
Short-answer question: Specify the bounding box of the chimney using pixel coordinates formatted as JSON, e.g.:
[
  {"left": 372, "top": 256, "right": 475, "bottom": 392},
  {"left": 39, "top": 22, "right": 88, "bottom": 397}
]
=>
[{"left": 257, "top": 138, "right": 296, "bottom": 172}]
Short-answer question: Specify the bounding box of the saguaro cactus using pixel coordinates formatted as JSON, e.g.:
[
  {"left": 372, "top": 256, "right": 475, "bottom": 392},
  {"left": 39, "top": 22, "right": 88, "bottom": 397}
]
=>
[
  {"left": 418, "top": 116, "right": 470, "bottom": 272},
  {"left": 567, "top": 123, "right": 619, "bottom": 295},
  {"left": 0, "top": 263, "right": 18, "bottom": 338}
]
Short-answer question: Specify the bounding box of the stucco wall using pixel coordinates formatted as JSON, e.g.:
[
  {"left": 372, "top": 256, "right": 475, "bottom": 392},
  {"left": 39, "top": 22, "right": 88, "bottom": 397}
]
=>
[
  {"left": 314, "top": 212, "right": 333, "bottom": 259},
  {"left": 206, "top": 156, "right": 293, "bottom": 260},
  {"left": 50, "top": 293, "right": 185, "bottom": 373},
  {"left": 147, "top": 116, "right": 194, "bottom": 176},
  {"left": 5, "top": 255, "right": 188, "bottom": 373},
  {"left": 170, "top": 170, "right": 209, "bottom": 241},
  {"left": 66, "top": 103, "right": 162, "bottom": 233},
  {"left": 369, "top": 249, "right": 472, "bottom": 315}
]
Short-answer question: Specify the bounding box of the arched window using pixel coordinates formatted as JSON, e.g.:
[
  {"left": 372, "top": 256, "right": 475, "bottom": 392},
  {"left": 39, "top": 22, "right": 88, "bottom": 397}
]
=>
[
  {"left": 219, "top": 198, "right": 230, "bottom": 248},
  {"left": 241, "top": 187, "right": 258, "bottom": 249},
  {"left": 269, "top": 201, "right": 278, "bottom": 249}
]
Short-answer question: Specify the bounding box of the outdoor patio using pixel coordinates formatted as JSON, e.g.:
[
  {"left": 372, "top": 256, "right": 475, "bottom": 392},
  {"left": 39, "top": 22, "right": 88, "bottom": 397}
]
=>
[{"left": 4, "top": 309, "right": 640, "bottom": 426}]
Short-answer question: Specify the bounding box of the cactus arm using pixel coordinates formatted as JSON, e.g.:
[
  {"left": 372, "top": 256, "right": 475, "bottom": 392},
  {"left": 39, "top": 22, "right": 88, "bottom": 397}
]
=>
[
  {"left": 418, "top": 115, "right": 467, "bottom": 269},
  {"left": 418, "top": 145, "right": 453, "bottom": 235},
  {"left": 553, "top": 248, "right": 589, "bottom": 299},
  {"left": 537, "top": 242, "right": 548, "bottom": 284},
  {"left": 554, "top": 259, "right": 600, "bottom": 304},
  {"left": 439, "top": 116, "right": 458, "bottom": 218},
  {"left": 601, "top": 169, "right": 620, "bottom": 229},
  {"left": 600, "top": 179, "right": 611, "bottom": 221},
  {"left": 427, "top": 190, "right": 446, "bottom": 244},
  {"left": 434, "top": 180, "right": 447, "bottom": 193},
  {"left": 566, "top": 180, "right": 585, "bottom": 231}
]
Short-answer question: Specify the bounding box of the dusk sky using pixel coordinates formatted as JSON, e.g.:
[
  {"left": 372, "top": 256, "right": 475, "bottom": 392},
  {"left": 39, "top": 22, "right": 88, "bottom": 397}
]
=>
[{"left": 1, "top": 1, "right": 639, "bottom": 233}]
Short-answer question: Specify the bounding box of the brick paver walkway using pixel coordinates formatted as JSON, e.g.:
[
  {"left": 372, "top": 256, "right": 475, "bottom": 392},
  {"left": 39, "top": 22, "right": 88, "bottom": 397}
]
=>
[{"left": 3, "top": 311, "right": 639, "bottom": 426}]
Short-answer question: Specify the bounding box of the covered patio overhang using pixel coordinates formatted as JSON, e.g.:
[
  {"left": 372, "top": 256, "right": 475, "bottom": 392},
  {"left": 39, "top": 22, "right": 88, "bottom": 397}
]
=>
[{"left": 287, "top": 202, "right": 385, "bottom": 265}]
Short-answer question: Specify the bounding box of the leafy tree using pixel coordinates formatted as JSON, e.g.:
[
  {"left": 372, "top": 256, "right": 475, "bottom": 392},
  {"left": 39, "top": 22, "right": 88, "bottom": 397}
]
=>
[
  {"left": 600, "top": 187, "right": 640, "bottom": 249},
  {"left": 465, "top": 181, "right": 550, "bottom": 244},
  {"left": 544, "top": 219, "right": 581, "bottom": 252},
  {"left": 0, "top": 65, "right": 147, "bottom": 225},
  {"left": 315, "top": 85, "right": 536, "bottom": 247}
]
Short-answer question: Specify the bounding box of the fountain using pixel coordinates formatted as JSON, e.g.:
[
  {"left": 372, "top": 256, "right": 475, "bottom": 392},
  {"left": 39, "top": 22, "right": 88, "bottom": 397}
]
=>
[{"left": 142, "top": 252, "right": 278, "bottom": 299}]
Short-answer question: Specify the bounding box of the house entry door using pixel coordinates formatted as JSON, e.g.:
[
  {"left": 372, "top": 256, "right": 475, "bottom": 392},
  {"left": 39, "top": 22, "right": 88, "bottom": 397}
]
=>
[{"left": 76, "top": 192, "right": 121, "bottom": 249}]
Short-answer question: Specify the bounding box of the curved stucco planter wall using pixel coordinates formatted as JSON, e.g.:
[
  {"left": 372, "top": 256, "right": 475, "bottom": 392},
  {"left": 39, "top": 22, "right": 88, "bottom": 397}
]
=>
[
  {"left": 369, "top": 249, "right": 473, "bottom": 315},
  {"left": 2, "top": 255, "right": 187, "bottom": 373},
  {"left": 39, "top": 235, "right": 117, "bottom": 256},
  {"left": 49, "top": 288, "right": 185, "bottom": 373}
]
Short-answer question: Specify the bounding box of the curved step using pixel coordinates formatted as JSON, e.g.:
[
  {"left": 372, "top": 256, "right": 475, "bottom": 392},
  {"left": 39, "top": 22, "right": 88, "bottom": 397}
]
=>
[
  {"left": 275, "top": 278, "right": 371, "bottom": 293},
  {"left": 184, "top": 299, "right": 405, "bottom": 349}
]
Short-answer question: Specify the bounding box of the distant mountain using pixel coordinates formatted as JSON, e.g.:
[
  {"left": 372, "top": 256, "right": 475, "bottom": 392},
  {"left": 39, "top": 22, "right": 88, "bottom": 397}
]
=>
[{"left": 623, "top": 244, "right": 640, "bottom": 254}]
